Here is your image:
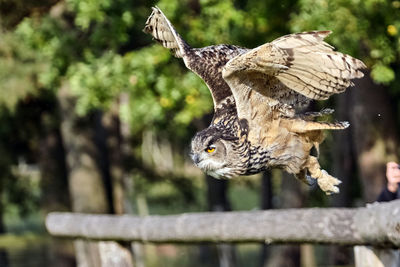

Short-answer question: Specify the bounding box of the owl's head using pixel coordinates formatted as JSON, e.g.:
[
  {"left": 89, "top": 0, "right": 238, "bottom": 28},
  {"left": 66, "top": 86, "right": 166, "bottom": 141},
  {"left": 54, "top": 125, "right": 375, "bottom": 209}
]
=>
[{"left": 190, "top": 127, "right": 242, "bottom": 179}]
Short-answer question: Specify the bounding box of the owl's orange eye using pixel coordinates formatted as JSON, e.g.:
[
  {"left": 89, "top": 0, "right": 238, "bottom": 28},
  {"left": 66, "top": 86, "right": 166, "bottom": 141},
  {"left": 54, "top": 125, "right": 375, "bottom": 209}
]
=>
[{"left": 206, "top": 147, "right": 215, "bottom": 153}]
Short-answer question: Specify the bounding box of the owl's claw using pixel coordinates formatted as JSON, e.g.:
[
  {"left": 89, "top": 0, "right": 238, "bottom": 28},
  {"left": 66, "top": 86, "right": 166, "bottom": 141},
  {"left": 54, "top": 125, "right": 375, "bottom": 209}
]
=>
[
  {"left": 304, "top": 175, "right": 317, "bottom": 186},
  {"left": 319, "top": 108, "right": 334, "bottom": 115},
  {"left": 317, "top": 170, "right": 341, "bottom": 195},
  {"left": 296, "top": 171, "right": 317, "bottom": 186}
]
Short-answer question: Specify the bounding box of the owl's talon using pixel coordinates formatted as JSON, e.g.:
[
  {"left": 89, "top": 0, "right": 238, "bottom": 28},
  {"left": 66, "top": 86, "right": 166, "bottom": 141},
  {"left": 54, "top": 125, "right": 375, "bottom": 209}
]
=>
[
  {"left": 317, "top": 170, "right": 341, "bottom": 194},
  {"left": 320, "top": 108, "right": 334, "bottom": 115},
  {"left": 304, "top": 175, "right": 317, "bottom": 186}
]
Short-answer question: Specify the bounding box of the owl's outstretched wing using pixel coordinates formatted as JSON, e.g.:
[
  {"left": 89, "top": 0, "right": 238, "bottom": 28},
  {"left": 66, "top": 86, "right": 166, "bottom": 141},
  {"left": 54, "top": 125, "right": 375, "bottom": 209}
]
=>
[
  {"left": 144, "top": 7, "right": 248, "bottom": 119},
  {"left": 222, "top": 31, "right": 366, "bottom": 125},
  {"left": 143, "top": 6, "right": 190, "bottom": 58}
]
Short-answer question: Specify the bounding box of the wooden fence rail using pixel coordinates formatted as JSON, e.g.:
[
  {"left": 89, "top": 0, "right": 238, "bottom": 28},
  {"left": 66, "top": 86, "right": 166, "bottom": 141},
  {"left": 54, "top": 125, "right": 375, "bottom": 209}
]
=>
[{"left": 46, "top": 199, "right": 400, "bottom": 247}]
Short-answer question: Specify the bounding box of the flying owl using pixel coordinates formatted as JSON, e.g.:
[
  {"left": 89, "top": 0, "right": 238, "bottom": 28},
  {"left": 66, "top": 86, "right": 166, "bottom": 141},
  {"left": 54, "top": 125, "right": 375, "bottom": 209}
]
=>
[{"left": 144, "top": 7, "right": 365, "bottom": 194}]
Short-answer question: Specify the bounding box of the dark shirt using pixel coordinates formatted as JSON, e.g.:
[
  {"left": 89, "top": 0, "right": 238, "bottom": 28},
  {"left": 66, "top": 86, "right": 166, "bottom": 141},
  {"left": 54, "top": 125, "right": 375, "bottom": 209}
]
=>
[{"left": 377, "top": 187, "right": 399, "bottom": 202}]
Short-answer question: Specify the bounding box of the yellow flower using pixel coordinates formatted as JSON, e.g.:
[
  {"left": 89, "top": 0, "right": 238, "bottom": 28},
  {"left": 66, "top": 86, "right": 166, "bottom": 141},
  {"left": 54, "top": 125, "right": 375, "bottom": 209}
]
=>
[
  {"left": 185, "top": 95, "right": 195, "bottom": 104},
  {"left": 160, "top": 97, "right": 172, "bottom": 108},
  {"left": 387, "top": 25, "right": 397, "bottom": 36},
  {"left": 129, "top": 75, "right": 137, "bottom": 85}
]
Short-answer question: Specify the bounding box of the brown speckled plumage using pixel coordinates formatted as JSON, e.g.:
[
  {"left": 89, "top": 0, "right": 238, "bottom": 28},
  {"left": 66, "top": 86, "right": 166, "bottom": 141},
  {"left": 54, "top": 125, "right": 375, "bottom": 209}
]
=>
[{"left": 144, "top": 7, "right": 366, "bottom": 194}]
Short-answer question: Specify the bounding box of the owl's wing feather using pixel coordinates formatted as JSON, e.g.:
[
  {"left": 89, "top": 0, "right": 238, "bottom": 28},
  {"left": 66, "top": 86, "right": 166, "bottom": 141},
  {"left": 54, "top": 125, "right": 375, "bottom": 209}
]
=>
[
  {"left": 143, "top": 6, "right": 190, "bottom": 58},
  {"left": 222, "top": 31, "right": 366, "bottom": 108},
  {"left": 144, "top": 7, "right": 249, "bottom": 117}
]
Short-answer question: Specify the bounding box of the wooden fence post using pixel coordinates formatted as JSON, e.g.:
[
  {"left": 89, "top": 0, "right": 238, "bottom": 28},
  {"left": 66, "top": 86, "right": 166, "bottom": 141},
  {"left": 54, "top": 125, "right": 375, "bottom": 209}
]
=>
[
  {"left": 46, "top": 200, "right": 400, "bottom": 266},
  {"left": 46, "top": 200, "right": 400, "bottom": 247},
  {"left": 354, "top": 246, "right": 400, "bottom": 267}
]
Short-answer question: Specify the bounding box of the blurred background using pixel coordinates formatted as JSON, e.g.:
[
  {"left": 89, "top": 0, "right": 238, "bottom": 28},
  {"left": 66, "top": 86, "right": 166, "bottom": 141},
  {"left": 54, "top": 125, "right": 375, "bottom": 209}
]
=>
[{"left": 0, "top": 0, "right": 399, "bottom": 266}]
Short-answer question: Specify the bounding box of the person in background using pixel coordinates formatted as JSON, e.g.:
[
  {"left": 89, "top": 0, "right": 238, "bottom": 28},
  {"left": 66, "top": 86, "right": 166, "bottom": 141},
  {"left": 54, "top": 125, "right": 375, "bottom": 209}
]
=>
[{"left": 377, "top": 161, "right": 400, "bottom": 202}]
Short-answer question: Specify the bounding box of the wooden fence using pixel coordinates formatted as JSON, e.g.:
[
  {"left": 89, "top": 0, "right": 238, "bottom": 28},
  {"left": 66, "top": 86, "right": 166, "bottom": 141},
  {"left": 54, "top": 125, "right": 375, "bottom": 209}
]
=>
[{"left": 46, "top": 199, "right": 400, "bottom": 266}]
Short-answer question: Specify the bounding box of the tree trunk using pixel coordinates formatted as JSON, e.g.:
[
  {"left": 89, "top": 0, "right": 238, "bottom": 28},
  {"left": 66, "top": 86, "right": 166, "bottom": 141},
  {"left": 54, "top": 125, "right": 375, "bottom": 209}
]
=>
[
  {"left": 261, "top": 171, "right": 273, "bottom": 210},
  {"left": 37, "top": 120, "right": 73, "bottom": 267},
  {"left": 264, "top": 171, "right": 303, "bottom": 267},
  {"left": 205, "top": 176, "right": 237, "bottom": 267},
  {"left": 0, "top": 202, "right": 8, "bottom": 267},
  {"left": 102, "top": 99, "right": 126, "bottom": 215},
  {"left": 38, "top": 127, "right": 70, "bottom": 212},
  {"left": 327, "top": 92, "right": 359, "bottom": 266},
  {"left": 206, "top": 176, "right": 231, "bottom": 212},
  {"left": 259, "top": 171, "right": 273, "bottom": 267},
  {"left": 332, "top": 92, "right": 357, "bottom": 208},
  {"left": 57, "top": 83, "right": 133, "bottom": 267},
  {"left": 349, "top": 73, "right": 400, "bottom": 203},
  {"left": 57, "top": 86, "right": 109, "bottom": 214},
  {"left": 102, "top": 95, "right": 142, "bottom": 266}
]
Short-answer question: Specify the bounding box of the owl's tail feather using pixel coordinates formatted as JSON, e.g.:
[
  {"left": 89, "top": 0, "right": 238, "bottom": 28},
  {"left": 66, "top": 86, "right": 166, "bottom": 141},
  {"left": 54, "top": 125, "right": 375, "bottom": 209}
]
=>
[
  {"left": 143, "top": 7, "right": 190, "bottom": 58},
  {"left": 286, "top": 119, "right": 349, "bottom": 133},
  {"left": 299, "top": 108, "right": 334, "bottom": 120}
]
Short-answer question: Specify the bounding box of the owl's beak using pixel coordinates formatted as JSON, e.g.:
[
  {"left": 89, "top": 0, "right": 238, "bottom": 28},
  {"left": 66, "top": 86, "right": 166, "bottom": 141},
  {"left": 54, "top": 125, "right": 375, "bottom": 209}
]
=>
[{"left": 191, "top": 154, "right": 200, "bottom": 165}]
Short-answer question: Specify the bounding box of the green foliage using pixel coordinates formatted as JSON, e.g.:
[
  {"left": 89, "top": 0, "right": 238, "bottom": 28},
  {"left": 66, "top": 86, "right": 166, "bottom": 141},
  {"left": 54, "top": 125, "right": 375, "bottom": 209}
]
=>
[
  {"left": 15, "top": 16, "right": 80, "bottom": 88},
  {"left": 0, "top": 0, "right": 58, "bottom": 29},
  {"left": 125, "top": 45, "right": 212, "bottom": 135},
  {"left": 0, "top": 105, "right": 41, "bottom": 217},
  {"left": 0, "top": 33, "right": 44, "bottom": 110},
  {"left": 291, "top": 0, "right": 400, "bottom": 85},
  {"left": 371, "top": 63, "right": 396, "bottom": 84},
  {"left": 1, "top": 0, "right": 400, "bottom": 232},
  {"left": 7, "top": 0, "right": 301, "bottom": 135},
  {"left": 7, "top": 0, "right": 399, "bottom": 134},
  {"left": 3, "top": 0, "right": 399, "bottom": 139},
  {"left": 68, "top": 52, "right": 129, "bottom": 115}
]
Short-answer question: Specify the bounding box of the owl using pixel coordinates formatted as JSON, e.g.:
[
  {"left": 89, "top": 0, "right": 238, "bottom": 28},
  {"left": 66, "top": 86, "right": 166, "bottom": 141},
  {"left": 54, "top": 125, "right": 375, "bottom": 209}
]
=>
[{"left": 144, "top": 7, "right": 365, "bottom": 194}]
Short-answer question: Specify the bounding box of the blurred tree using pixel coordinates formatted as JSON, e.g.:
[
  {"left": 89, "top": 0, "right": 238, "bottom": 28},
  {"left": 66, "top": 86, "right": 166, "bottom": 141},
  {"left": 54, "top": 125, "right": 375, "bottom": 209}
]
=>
[
  {"left": 1, "top": 0, "right": 400, "bottom": 265},
  {"left": 291, "top": 0, "right": 400, "bottom": 81},
  {"left": 1, "top": 0, "right": 139, "bottom": 265},
  {"left": 259, "top": 171, "right": 273, "bottom": 267},
  {"left": 0, "top": 0, "right": 70, "bottom": 214},
  {"left": 264, "top": 172, "right": 304, "bottom": 267},
  {"left": 291, "top": 0, "right": 400, "bottom": 202},
  {"left": 0, "top": 0, "right": 59, "bottom": 29},
  {"left": 206, "top": 175, "right": 237, "bottom": 267},
  {"left": 292, "top": 1, "right": 400, "bottom": 264}
]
